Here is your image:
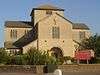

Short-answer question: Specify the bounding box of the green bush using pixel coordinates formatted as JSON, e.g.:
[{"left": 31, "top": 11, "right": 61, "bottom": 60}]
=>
[
  {"left": 26, "top": 48, "right": 58, "bottom": 65},
  {"left": 91, "top": 57, "right": 100, "bottom": 64},
  {"left": 0, "top": 47, "right": 64, "bottom": 65},
  {"left": 0, "top": 48, "right": 9, "bottom": 64},
  {"left": 46, "top": 56, "right": 57, "bottom": 65},
  {"left": 6, "top": 55, "right": 27, "bottom": 65}
]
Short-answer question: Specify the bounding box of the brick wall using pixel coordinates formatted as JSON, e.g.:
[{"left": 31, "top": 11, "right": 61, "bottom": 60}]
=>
[
  {"left": 0, "top": 65, "right": 36, "bottom": 73},
  {"left": 0, "top": 64, "right": 100, "bottom": 73},
  {"left": 58, "top": 64, "right": 100, "bottom": 72}
]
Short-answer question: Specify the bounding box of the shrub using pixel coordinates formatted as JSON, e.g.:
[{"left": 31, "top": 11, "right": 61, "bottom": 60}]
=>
[
  {"left": 26, "top": 48, "right": 58, "bottom": 65},
  {"left": 1, "top": 47, "right": 64, "bottom": 65},
  {"left": 0, "top": 48, "right": 9, "bottom": 64}
]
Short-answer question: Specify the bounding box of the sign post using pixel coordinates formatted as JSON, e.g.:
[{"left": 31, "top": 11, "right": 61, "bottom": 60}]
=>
[
  {"left": 87, "top": 59, "right": 89, "bottom": 64},
  {"left": 77, "top": 59, "right": 80, "bottom": 64},
  {"left": 75, "top": 50, "right": 91, "bottom": 64}
]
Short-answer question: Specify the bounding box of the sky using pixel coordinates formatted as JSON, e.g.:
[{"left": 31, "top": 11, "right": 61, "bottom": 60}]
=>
[{"left": 0, "top": 0, "right": 100, "bottom": 47}]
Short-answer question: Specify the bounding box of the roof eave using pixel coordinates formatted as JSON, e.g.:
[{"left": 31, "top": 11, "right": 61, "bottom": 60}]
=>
[
  {"left": 73, "top": 28, "right": 90, "bottom": 30},
  {"left": 5, "top": 26, "right": 32, "bottom": 28},
  {"left": 56, "top": 13, "right": 73, "bottom": 24}
]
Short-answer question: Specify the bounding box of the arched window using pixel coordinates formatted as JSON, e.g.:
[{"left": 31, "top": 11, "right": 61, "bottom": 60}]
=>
[
  {"left": 50, "top": 47, "right": 63, "bottom": 58},
  {"left": 52, "top": 27, "right": 60, "bottom": 39},
  {"left": 10, "top": 29, "right": 17, "bottom": 39}
]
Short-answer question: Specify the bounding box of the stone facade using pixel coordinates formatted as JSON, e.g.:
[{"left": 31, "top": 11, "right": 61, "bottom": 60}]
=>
[{"left": 4, "top": 4, "right": 91, "bottom": 57}]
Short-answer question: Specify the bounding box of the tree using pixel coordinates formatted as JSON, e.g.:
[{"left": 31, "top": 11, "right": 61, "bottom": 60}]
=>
[{"left": 79, "top": 34, "right": 100, "bottom": 57}]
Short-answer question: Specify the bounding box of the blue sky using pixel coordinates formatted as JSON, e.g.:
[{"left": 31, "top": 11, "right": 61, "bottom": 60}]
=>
[{"left": 0, "top": 0, "right": 100, "bottom": 47}]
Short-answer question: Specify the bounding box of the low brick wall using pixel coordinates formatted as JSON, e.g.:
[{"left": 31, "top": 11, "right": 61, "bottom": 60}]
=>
[
  {"left": 0, "top": 64, "right": 100, "bottom": 73},
  {"left": 58, "top": 64, "right": 100, "bottom": 72},
  {"left": 0, "top": 65, "right": 37, "bottom": 73}
]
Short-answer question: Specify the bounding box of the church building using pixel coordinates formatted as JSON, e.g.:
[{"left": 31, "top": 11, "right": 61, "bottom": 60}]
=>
[{"left": 4, "top": 5, "right": 90, "bottom": 57}]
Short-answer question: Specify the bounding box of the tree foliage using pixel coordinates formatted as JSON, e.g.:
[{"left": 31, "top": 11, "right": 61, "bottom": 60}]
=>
[{"left": 79, "top": 34, "right": 100, "bottom": 57}]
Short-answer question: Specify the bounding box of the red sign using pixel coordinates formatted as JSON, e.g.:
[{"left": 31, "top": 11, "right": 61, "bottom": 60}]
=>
[{"left": 75, "top": 51, "right": 91, "bottom": 60}]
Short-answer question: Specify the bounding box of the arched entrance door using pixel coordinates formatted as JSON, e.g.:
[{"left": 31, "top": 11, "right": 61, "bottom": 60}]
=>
[{"left": 50, "top": 47, "right": 63, "bottom": 58}]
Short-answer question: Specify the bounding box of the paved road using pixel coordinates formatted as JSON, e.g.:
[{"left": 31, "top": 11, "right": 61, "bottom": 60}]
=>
[
  {"left": 0, "top": 72, "right": 100, "bottom": 75},
  {"left": 63, "top": 72, "right": 100, "bottom": 75}
]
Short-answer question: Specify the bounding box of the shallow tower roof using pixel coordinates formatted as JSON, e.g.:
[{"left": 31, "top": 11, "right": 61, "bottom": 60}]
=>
[
  {"left": 30, "top": 4, "right": 64, "bottom": 16},
  {"left": 37, "top": 4, "right": 64, "bottom": 10}
]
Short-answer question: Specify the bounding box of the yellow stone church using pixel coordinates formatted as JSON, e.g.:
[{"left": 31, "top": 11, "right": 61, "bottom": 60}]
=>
[{"left": 4, "top": 4, "right": 90, "bottom": 57}]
